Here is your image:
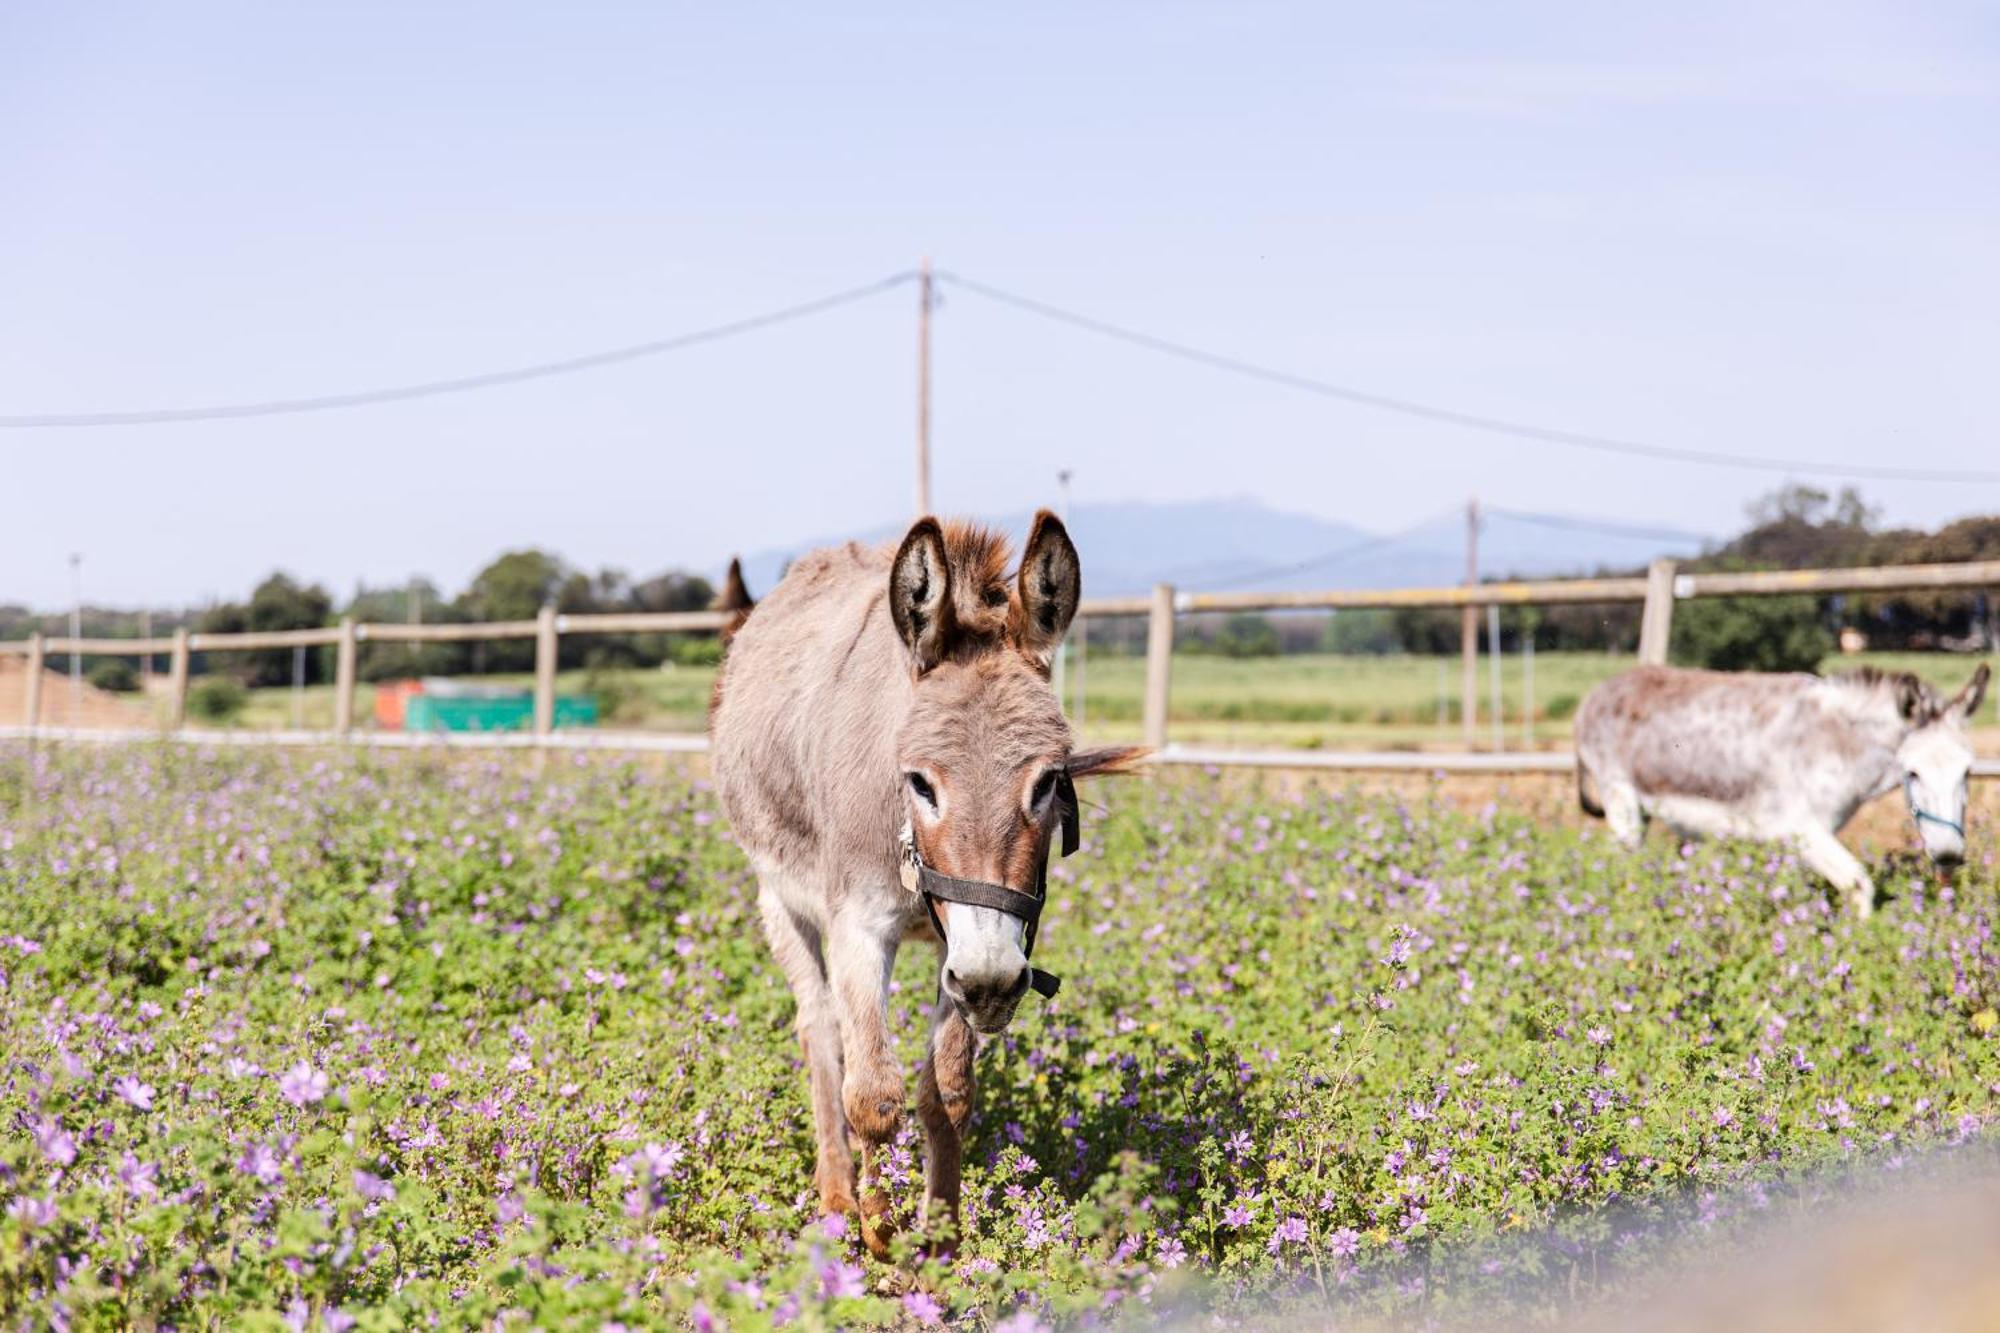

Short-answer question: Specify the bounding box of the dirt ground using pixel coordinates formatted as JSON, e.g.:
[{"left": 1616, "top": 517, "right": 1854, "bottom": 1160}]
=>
[{"left": 0, "top": 658, "right": 156, "bottom": 729}]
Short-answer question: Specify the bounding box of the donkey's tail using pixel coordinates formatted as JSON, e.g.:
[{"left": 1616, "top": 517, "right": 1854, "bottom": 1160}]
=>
[
  {"left": 1576, "top": 762, "right": 1605, "bottom": 819},
  {"left": 714, "top": 558, "right": 755, "bottom": 645}
]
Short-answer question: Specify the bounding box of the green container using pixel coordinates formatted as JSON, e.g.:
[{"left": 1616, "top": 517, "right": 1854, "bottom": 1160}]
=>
[{"left": 403, "top": 694, "right": 598, "bottom": 733}]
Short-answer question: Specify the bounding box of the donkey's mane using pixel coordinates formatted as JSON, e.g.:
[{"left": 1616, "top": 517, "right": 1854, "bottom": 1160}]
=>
[
  {"left": 1828, "top": 666, "right": 1942, "bottom": 722},
  {"left": 936, "top": 520, "right": 1013, "bottom": 600}
]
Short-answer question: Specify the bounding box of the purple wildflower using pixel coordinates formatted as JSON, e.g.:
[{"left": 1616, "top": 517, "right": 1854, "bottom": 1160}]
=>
[
  {"left": 902, "top": 1291, "right": 945, "bottom": 1324},
  {"left": 277, "top": 1062, "right": 328, "bottom": 1108},
  {"left": 6, "top": 1196, "right": 58, "bottom": 1228},
  {"left": 116, "top": 1153, "right": 159, "bottom": 1198},
  {"left": 113, "top": 1076, "right": 155, "bottom": 1111},
  {"left": 34, "top": 1119, "right": 76, "bottom": 1167},
  {"left": 237, "top": 1143, "right": 284, "bottom": 1186},
  {"left": 992, "top": 1314, "right": 1052, "bottom": 1333},
  {"left": 1268, "top": 1216, "right": 1309, "bottom": 1253},
  {"left": 818, "top": 1256, "right": 865, "bottom": 1301},
  {"left": 353, "top": 1169, "right": 396, "bottom": 1203}
]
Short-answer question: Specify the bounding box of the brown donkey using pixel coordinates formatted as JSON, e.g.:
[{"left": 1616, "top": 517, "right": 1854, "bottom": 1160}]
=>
[{"left": 709, "top": 512, "right": 1138, "bottom": 1255}]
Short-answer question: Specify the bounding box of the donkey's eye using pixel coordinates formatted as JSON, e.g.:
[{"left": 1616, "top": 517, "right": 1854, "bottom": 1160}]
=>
[
  {"left": 983, "top": 587, "right": 1009, "bottom": 608},
  {"left": 1030, "top": 771, "right": 1060, "bottom": 808},
  {"left": 906, "top": 772, "right": 937, "bottom": 807}
]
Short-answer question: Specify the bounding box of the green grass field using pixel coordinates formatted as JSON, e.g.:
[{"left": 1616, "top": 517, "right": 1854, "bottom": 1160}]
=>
[
  {"left": 3, "top": 746, "right": 1996, "bottom": 1328},
  {"left": 229, "top": 649, "right": 2000, "bottom": 752}
]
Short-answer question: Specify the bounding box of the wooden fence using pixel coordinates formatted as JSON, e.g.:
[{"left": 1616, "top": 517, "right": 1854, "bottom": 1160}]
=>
[{"left": 5, "top": 556, "right": 1999, "bottom": 775}]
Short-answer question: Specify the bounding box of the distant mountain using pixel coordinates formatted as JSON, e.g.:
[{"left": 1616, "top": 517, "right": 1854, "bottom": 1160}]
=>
[{"left": 730, "top": 498, "right": 1710, "bottom": 602}]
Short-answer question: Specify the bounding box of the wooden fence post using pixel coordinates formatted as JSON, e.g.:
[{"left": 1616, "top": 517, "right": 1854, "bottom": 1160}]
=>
[
  {"left": 333, "top": 618, "right": 358, "bottom": 736},
  {"left": 1637, "top": 559, "right": 1678, "bottom": 666},
  {"left": 23, "top": 632, "right": 44, "bottom": 729},
  {"left": 1142, "top": 584, "right": 1175, "bottom": 750},
  {"left": 167, "top": 629, "right": 190, "bottom": 730},
  {"left": 533, "top": 606, "right": 558, "bottom": 739}
]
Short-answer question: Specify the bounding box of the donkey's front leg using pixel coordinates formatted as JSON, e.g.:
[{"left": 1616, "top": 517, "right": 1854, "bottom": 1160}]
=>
[
  {"left": 915, "top": 995, "right": 978, "bottom": 1252},
  {"left": 756, "top": 888, "right": 857, "bottom": 1222},
  {"left": 827, "top": 911, "right": 903, "bottom": 1257},
  {"left": 1798, "top": 825, "right": 1876, "bottom": 918}
]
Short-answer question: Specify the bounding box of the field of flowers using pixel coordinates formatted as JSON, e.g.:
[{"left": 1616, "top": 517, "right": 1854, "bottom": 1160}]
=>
[{"left": 2, "top": 745, "right": 1997, "bottom": 1329}]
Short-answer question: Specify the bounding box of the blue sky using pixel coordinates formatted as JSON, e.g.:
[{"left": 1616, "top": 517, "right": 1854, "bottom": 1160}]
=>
[{"left": 3, "top": 2, "right": 1996, "bottom": 607}]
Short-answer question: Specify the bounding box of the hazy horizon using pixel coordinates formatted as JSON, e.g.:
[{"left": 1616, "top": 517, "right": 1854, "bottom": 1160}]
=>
[{"left": 5, "top": 2, "right": 1996, "bottom": 607}]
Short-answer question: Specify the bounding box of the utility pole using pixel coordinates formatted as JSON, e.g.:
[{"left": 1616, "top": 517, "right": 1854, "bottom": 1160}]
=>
[
  {"left": 1460, "top": 500, "right": 1478, "bottom": 749},
  {"left": 915, "top": 257, "right": 933, "bottom": 517}
]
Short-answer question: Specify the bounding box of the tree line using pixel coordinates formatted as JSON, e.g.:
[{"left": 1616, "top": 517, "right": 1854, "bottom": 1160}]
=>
[
  {"left": 1162, "top": 486, "right": 1999, "bottom": 672},
  {"left": 6, "top": 486, "right": 1995, "bottom": 693},
  {"left": 0, "top": 549, "right": 715, "bottom": 690}
]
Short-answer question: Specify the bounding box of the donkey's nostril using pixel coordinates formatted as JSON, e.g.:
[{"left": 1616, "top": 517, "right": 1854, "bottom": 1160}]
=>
[{"left": 942, "top": 965, "right": 1028, "bottom": 1016}]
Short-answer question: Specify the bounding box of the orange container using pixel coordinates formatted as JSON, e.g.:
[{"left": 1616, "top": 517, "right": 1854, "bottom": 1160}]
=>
[{"left": 374, "top": 679, "right": 424, "bottom": 731}]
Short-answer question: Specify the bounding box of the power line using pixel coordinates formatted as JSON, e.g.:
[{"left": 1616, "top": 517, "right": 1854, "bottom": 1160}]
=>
[
  {"left": 1195, "top": 511, "right": 1453, "bottom": 592},
  {"left": 933, "top": 271, "right": 2000, "bottom": 486},
  {"left": 0, "top": 272, "right": 918, "bottom": 428},
  {"left": 1484, "top": 506, "right": 1715, "bottom": 546}
]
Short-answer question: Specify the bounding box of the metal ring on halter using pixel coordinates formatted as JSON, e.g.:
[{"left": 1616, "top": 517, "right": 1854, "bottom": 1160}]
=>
[{"left": 900, "top": 770, "right": 1080, "bottom": 1000}]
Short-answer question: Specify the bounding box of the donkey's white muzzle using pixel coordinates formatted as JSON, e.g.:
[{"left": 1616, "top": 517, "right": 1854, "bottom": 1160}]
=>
[{"left": 939, "top": 902, "right": 1029, "bottom": 1032}]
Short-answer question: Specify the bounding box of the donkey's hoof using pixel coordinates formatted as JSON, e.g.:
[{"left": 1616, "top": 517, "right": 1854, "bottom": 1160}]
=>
[
  {"left": 844, "top": 1069, "right": 906, "bottom": 1142},
  {"left": 858, "top": 1196, "right": 897, "bottom": 1260}
]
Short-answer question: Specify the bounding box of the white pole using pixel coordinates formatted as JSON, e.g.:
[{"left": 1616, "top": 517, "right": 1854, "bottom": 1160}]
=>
[
  {"left": 1073, "top": 615, "right": 1086, "bottom": 733},
  {"left": 1522, "top": 632, "right": 1535, "bottom": 749},
  {"left": 68, "top": 553, "right": 82, "bottom": 722},
  {"left": 1055, "top": 469, "right": 1072, "bottom": 710},
  {"left": 1487, "top": 602, "right": 1503, "bottom": 752}
]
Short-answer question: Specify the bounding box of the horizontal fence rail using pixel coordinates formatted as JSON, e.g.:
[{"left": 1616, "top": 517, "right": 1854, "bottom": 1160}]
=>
[
  {"left": 3, "top": 558, "right": 1996, "bottom": 770},
  {"left": 5, "top": 727, "right": 1995, "bottom": 780}
]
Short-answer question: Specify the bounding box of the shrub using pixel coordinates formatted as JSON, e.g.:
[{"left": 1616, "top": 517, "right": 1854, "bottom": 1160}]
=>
[
  {"left": 666, "top": 635, "right": 724, "bottom": 668},
  {"left": 186, "top": 677, "right": 248, "bottom": 721},
  {"left": 1672, "top": 595, "right": 1832, "bottom": 673},
  {"left": 1210, "top": 613, "right": 1281, "bottom": 658},
  {"left": 86, "top": 659, "right": 140, "bottom": 693},
  {"left": 1542, "top": 691, "right": 1580, "bottom": 721},
  {"left": 582, "top": 659, "right": 641, "bottom": 723}
]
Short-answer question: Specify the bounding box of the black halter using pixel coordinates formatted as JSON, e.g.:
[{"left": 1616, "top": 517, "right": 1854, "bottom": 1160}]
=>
[{"left": 904, "top": 770, "right": 1079, "bottom": 1000}]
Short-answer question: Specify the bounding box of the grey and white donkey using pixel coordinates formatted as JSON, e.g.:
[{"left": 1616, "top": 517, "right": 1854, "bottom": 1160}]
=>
[
  {"left": 708, "top": 512, "right": 1140, "bottom": 1255},
  {"left": 1575, "top": 663, "right": 1989, "bottom": 915}
]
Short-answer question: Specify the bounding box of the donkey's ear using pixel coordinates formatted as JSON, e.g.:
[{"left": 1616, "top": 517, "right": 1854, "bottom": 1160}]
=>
[
  {"left": 1949, "top": 663, "right": 1990, "bottom": 721},
  {"left": 1068, "top": 745, "right": 1148, "bottom": 779},
  {"left": 1896, "top": 674, "right": 1927, "bottom": 722},
  {"left": 890, "top": 518, "right": 954, "bottom": 672},
  {"left": 1016, "top": 509, "right": 1081, "bottom": 667}
]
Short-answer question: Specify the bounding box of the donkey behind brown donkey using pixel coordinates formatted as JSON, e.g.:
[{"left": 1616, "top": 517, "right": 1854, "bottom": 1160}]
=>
[
  {"left": 709, "top": 511, "right": 1140, "bottom": 1256},
  {"left": 1576, "top": 663, "right": 1989, "bottom": 915}
]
